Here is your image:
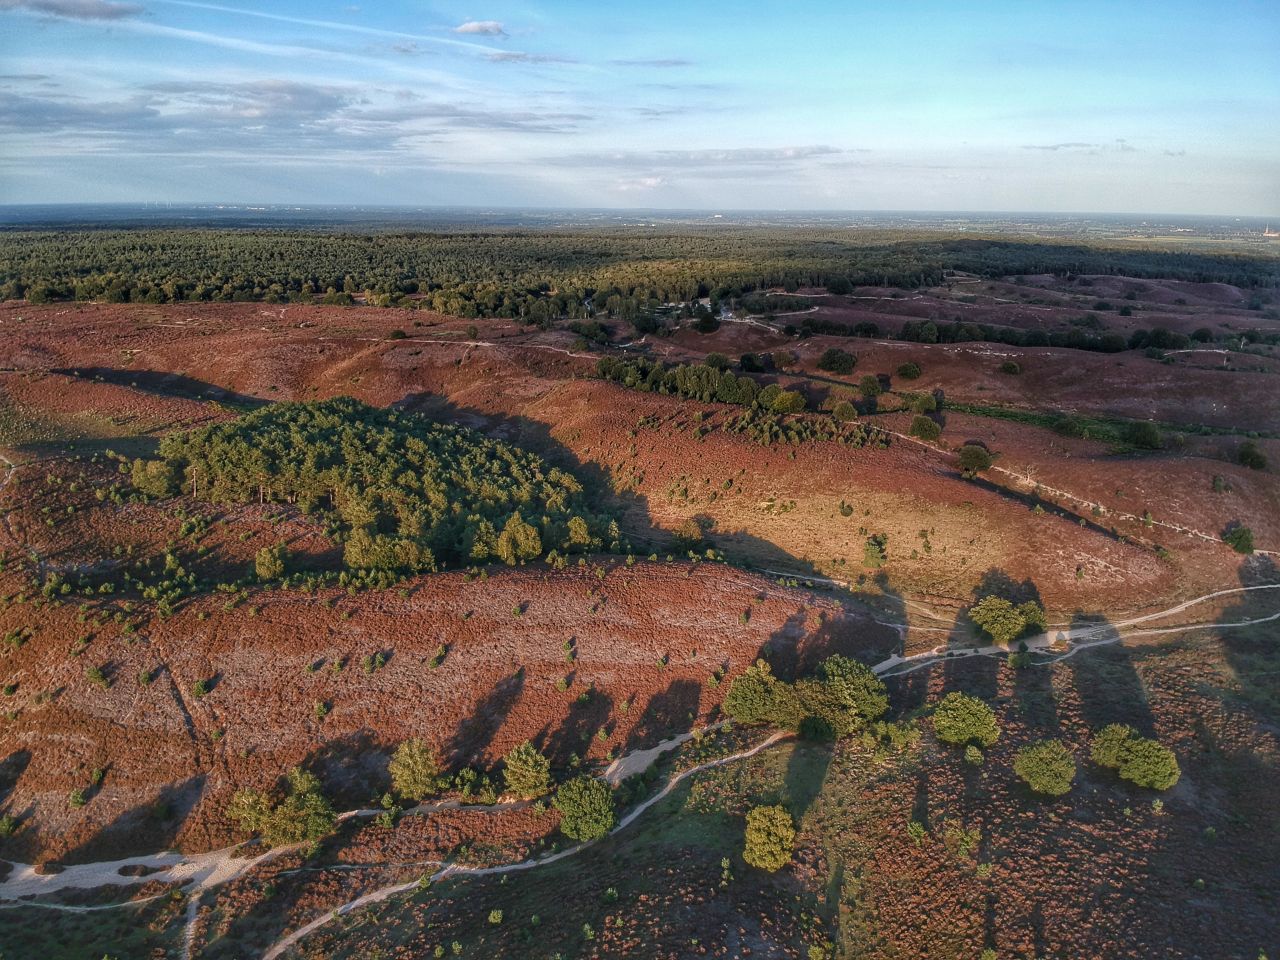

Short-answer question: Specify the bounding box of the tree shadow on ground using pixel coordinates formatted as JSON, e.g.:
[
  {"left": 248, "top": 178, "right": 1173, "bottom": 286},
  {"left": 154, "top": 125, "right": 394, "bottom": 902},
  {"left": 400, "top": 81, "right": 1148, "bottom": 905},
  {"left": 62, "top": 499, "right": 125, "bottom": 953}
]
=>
[
  {"left": 622, "top": 678, "right": 702, "bottom": 756},
  {"left": 1064, "top": 615, "right": 1156, "bottom": 737},
  {"left": 442, "top": 669, "right": 526, "bottom": 769},
  {"left": 542, "top": 687, "right": 615, "bottom": 772},
  {"left": 302, "top": 730, "right": 385, "bottom": 809},
  {"left": 50, "top": 368, "right": 267, "bottom": 411},
  {"left": 54, "top": 774, "right": 208, "bottom": 867}
]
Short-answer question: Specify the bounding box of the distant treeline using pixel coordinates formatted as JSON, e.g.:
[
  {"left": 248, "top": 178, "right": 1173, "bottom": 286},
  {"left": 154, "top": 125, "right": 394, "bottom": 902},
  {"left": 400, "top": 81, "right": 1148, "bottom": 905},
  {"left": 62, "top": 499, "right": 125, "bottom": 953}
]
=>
[{"left": 1, "top": 230, "right": 1276, "bottom": 320}]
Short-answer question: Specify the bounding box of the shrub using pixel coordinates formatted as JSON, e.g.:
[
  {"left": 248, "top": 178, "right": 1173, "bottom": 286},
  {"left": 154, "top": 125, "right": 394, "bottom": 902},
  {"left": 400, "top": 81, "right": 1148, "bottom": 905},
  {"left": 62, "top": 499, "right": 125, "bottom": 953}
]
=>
[
  {"left": 227, "top": 767, "right": 335, "bottom": 847},
  {"left": 968, "top": 596, "right": 1045, "bottom": 647},
  {"left": 553, "top": 775, "right": 616, "bottom": 841},
  {"left": 863, "top": 534, "right": 887, "bottom": 568},
  {"left": 742, "top": 804, "right": 794, "bottom": 871},
  {"left": 858, "top": 375, "right": 882, "bottom": 399},
  {"left": 0, "top": 813, "right": 19, "bottom": 836},
  {"left": 1014, "top": 740, "right": 1077, "bottom": 796},
  {"left": 1124, "top": 421, "right": 1163, "bottom": 450},
  {"left": 1238, "top": 440, "right": 1267, "bottom": 471},
  {"left": 910, "top": 415, "right": 941, "bottom": 442},
  {"left": 1090, "top": 724, "right": 1180, "bottom": 790},
  {"left": 817, "top": 348, "right": 856, "bottom": 375},
  {"left": 957, "top": 444, "right": 993, "bottom": 476},
  {"left": 130, "top": 457, "right": 179, "bottom": 498},
  {"left": 831, "top": 400, "right": 857, "bottom": 422},
  {"left": 1223, "top": 524, "right": 1254, "bottom": 554},
  {"left": 254, "top": 543, "right": 288, "bottom": 581},
  {"left": 1090, "top": 723, "right": 1136, "bottom": 768},
  {"left": 501, "top": 741, "right": 551, "bottom": 799},
  {"left": 389, "top": 738, "right": 445, "bottom": 801},
  {"left": 705, "top": 352, "right": 731, "bottom": 371},
  {"left": 998, "top": 360, "right": 1021, "bottom": 375},
  {"left": 933, "top": 692, "right": 1000, "bottom": 747},
  {"left": 897, "top": 361, "right": 921, "bottom": 379},
  {"left": 910, "top": 393, "right": 937, "bottom": 414}
]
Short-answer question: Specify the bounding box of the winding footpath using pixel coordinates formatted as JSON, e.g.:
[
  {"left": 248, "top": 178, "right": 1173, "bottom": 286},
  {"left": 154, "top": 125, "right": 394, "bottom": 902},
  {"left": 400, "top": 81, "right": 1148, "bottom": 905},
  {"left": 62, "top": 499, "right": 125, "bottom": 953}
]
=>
[{"left": 0, "top": 573, "right": 1275, "bottom": 956}]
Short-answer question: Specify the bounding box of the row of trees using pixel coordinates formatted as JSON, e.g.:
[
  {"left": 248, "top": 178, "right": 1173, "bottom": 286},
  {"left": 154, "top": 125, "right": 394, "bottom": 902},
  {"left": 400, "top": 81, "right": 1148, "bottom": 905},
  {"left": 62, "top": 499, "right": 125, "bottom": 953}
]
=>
[{"left": 5, "top": 229, "right": 1275, "bottom": 315}]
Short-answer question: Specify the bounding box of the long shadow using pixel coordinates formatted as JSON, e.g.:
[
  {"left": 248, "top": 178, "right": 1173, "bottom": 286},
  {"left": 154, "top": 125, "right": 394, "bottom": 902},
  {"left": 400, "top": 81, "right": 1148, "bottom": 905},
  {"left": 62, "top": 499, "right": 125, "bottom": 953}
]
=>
[
  {"left": 302, "top": 730, "right": 385, "bottom": 810},
  {"left": 622, "top": 678, "right": 702, "bottom": 755},
  {"left": 50, "top": 367, "right": 268, "bottom": 410},
  {"left": 1064, "top": 614, "right": 1155, "bottom": 736},
  {"left": 543, "top": 687, "right": 615, "bottom": 771},
  {"left": 56, "top": 773, "right": 208, "bottom": 867},
  {"left": 442, "top": 669, "right": 526, "bottom": 769},
  {"left": 963, "top": 473, "right": 1125, "bottom": 543}
]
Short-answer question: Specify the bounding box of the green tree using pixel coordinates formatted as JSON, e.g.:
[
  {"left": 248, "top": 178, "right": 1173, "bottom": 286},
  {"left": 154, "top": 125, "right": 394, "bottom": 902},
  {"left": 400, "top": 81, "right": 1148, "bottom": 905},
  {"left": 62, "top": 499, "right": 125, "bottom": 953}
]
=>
[
  {"left": 742, "top": 804, "right": 795, "bottom": 871},
  {"left": 968, "top": 596, "right": 1045, "bottom": 647},
  {"left": 502, "top": 741, "right": 551, "bottom": 799},
  {"left": 389, "top": 738, "right": 445, "bottom": 801},
  {"left": 817, "top": 348, "right": 856, "bottom": 375},
  {"left": 932, "top": 691, "right": 1000, "bottom": 747},
  {"left": 897, "top": 361, "right": 921, "bottom": 379},
  {"left": 1223, "top": 524, "right": 1254, "bottom": 554},
  {"left": 228, "top": 767, "right": 335, "bottom": 847},
  {"left": 858, "top": 375, "right": 882, "bottom": 399},
  {"left": 1117, "top": 738, "right": 1180, "bottom": 790},
  {"left": 1237, "top": 440, "right": 1267, "bottom": 470},
  {"left": 254, "top": 542, "right": 288, "bottom": 581},
  {"left": 554, "top": 775, "right": 615, "bottom": 841},
  {"left": 909, "top": 415, "right": 940, "bottom": 441},
  {"left": 957, "top": 444, "right": 994, "bottom": 476},
  {"left": 1014, "top": 740, "right": 1077, "bottom": 796},
  {"left": 130, "top": 458, "right": 178, "bottom": 498},
  {"left": 496, "top": 511, "right": 542, "bottom": 565},
  {"left": 1090, "top": 723, "right": 1137, "bottom": 768},
  {"left": 831, "top": 400, "right": 857, "bottom": 422}
]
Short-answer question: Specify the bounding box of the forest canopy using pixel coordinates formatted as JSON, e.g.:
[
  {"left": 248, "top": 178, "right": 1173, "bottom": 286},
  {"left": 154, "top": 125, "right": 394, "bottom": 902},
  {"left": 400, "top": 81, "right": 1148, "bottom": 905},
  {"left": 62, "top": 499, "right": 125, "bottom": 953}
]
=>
[{"left": 138, "top": 397, "right": 617, "bottom": 572}]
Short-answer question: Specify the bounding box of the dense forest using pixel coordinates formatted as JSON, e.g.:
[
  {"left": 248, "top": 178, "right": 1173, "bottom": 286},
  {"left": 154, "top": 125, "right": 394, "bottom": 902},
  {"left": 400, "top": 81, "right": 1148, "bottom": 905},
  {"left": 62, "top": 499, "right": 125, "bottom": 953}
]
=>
[
  {"left": 137, "top": 398, "right": 618, "bottom": 573},
  {"left": 2, "top": 229, "right": 1276, "bottom": 321}
]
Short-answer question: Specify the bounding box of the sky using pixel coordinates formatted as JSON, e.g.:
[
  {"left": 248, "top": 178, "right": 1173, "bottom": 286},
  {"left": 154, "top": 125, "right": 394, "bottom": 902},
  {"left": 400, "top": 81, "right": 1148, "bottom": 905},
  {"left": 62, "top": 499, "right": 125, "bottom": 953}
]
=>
[{"left": 1, "top": 0, "right": 1277, "bottom": 214}]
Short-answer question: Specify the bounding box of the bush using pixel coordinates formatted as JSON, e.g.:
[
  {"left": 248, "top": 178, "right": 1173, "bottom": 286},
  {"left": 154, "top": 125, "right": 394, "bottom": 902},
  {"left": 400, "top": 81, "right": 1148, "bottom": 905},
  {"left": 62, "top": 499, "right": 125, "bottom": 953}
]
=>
[
  {"left": 1090, "top": 724, "right": 1180, "bottom": 790},
  {"left": 553, "top": 775, "right": 615, "bottom": 841},
  {"left": 933, "top": 691, "right": 1000, "bottom": 747},
  {"left": 389, "top": 738, "right": 445, "bottom": 801},
  {"left": 1223, "top": 524, "right": 1254, "bottom": 554},
  {"left": 705, "top": 352, "right": 731, "bottom": 371},
  {"left": 909, "top": 415, "right": 941, "bottom": 442},
  {"left": 858, "top": 375, "right": 882, "bottom": 399},
  {"left": 228, "top": 767, "right": 335, "bottom": 847},
  {"left": 1117, "top": 738, "right": 1181, "bottom": 790},
  {"left": 897, "top": 361, "right": 921, "bottom": 379},
  {"left": 831, "top": 400, "right": 857, "bottom": 422},
  {"left": 998, "top": 360, "right": 1021, "bottom": 375},
  {"left": 863, "top": 534, "right": 887, "bottom": 568},
  {"left": 1014, "top": 740, "right": 1077, "bottom": 796},
  {"left": 742, "top": 804, "right": 794, "bottom": 871},
  {"left": 1090, "top": 723, "right": 1137, "bottom": 768},
  {"left": 501, "top": 741, "right": 551, "bottom": 799},
  {"left": 968, "top": 596, "right": 1045, "bottom": 646},
  {"left": 1238, "top": 440, "right": 1267, "bottom": 471},
  {"left": 1124, "top": 421, "right": 1163, "bottom": 450},
  {"left": 910, "top": 393, "right": 937, "bottom": 414},
  {"left": 817, "top": 348, "right": 856, "bottom": 375},
  {"left": 957, "top": 444, "right": 994, "bottom": 475}
]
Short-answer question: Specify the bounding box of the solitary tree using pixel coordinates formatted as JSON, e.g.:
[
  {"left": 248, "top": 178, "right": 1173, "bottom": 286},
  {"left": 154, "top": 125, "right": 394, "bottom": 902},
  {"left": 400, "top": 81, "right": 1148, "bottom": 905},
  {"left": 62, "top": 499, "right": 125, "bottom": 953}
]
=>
[
  {"left": 553, "top": 775, "right": 616, "bottom": 841},
  {"left": 1014, "top": 740, "right": 1077, "bottom": 796},
  {"left": 933, "top": 691, "right": 1000, "bottom": 747},
  {"left": 957, "top": 444, "right": 994, "bottom": 476},
  {"left": 742, "top": 804, "right": 795, "bottom": 871},
  {"left": 389, "top": 738, "right": 445, "bottom": 801},
  {"left": 910, "top": 415, "right": 941, "bottom": 442},
  {"left": 968, "top": 596, "right": 1045, "bottom": 647},
  {"left": 501, "top": 741, "right": 551, "bottom": 799}
]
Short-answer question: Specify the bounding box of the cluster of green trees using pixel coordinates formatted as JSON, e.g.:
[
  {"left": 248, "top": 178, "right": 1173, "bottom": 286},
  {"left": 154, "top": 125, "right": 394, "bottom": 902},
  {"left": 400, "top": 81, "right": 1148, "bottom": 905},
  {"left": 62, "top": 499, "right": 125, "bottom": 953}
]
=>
[
  {"left": 968, "top": 596, "right": 1047, "bottom": 646},
  {"left": 5, "top": 229, "right": 1275, "bottom": 320},
  {"left": 135, "top": 398, "right": 616, "bottom": 573},
  {"left": 723, "top": 656, "right": 889, "bottom": 740},
  {"left": 228, "top": 767, "right": 335, "bottom": 847},
  {"left": 1090, "top": 724, "right": 1181, "bottom": 790}
]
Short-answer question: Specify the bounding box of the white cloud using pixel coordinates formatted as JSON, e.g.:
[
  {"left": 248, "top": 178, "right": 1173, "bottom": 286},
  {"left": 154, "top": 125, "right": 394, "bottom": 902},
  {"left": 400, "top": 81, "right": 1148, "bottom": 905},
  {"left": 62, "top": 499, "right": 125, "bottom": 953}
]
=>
[
  {"left": 0, "top": 0, "right": 142, "bottom": 19},
  {"left": 455, "top": 19, "right": 504, "bottom": 36}
]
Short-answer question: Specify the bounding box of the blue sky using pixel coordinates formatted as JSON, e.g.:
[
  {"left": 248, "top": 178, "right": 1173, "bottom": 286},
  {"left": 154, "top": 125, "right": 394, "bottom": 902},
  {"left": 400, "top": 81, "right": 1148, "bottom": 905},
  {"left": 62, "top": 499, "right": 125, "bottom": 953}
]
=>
[{"left": 1, "top": 0, "right": 1277, "bottom": 213}]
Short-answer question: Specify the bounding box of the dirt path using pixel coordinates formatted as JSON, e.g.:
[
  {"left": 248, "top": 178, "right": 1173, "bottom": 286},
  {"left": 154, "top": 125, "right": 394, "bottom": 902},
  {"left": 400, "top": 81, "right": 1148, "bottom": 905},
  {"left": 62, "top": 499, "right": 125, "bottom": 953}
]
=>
[{"left": 260, "top": 730, "right": 791, "bottom": 960}]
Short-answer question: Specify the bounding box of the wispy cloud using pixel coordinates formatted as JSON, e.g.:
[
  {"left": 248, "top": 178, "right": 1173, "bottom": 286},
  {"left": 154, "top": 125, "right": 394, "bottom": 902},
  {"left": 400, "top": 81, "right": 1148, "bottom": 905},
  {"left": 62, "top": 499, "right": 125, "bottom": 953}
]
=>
[
  {"left": 1021, "top": 141, "right": 1097, "bottom": 151},
  {"left": 610, "top": 58, "right": 693, "bottom": 68},
  {"left": 486, "top": 51, "right": 575, "bottom": 65},
  {"left": 0, "top": 0, "right": 141, "bottom": 19},
  {"left": 551, "top": 145, "right": 844, "bottom": 169},
  {"left": 455, "top": 19, "right": 505, "bottom": 36}
]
